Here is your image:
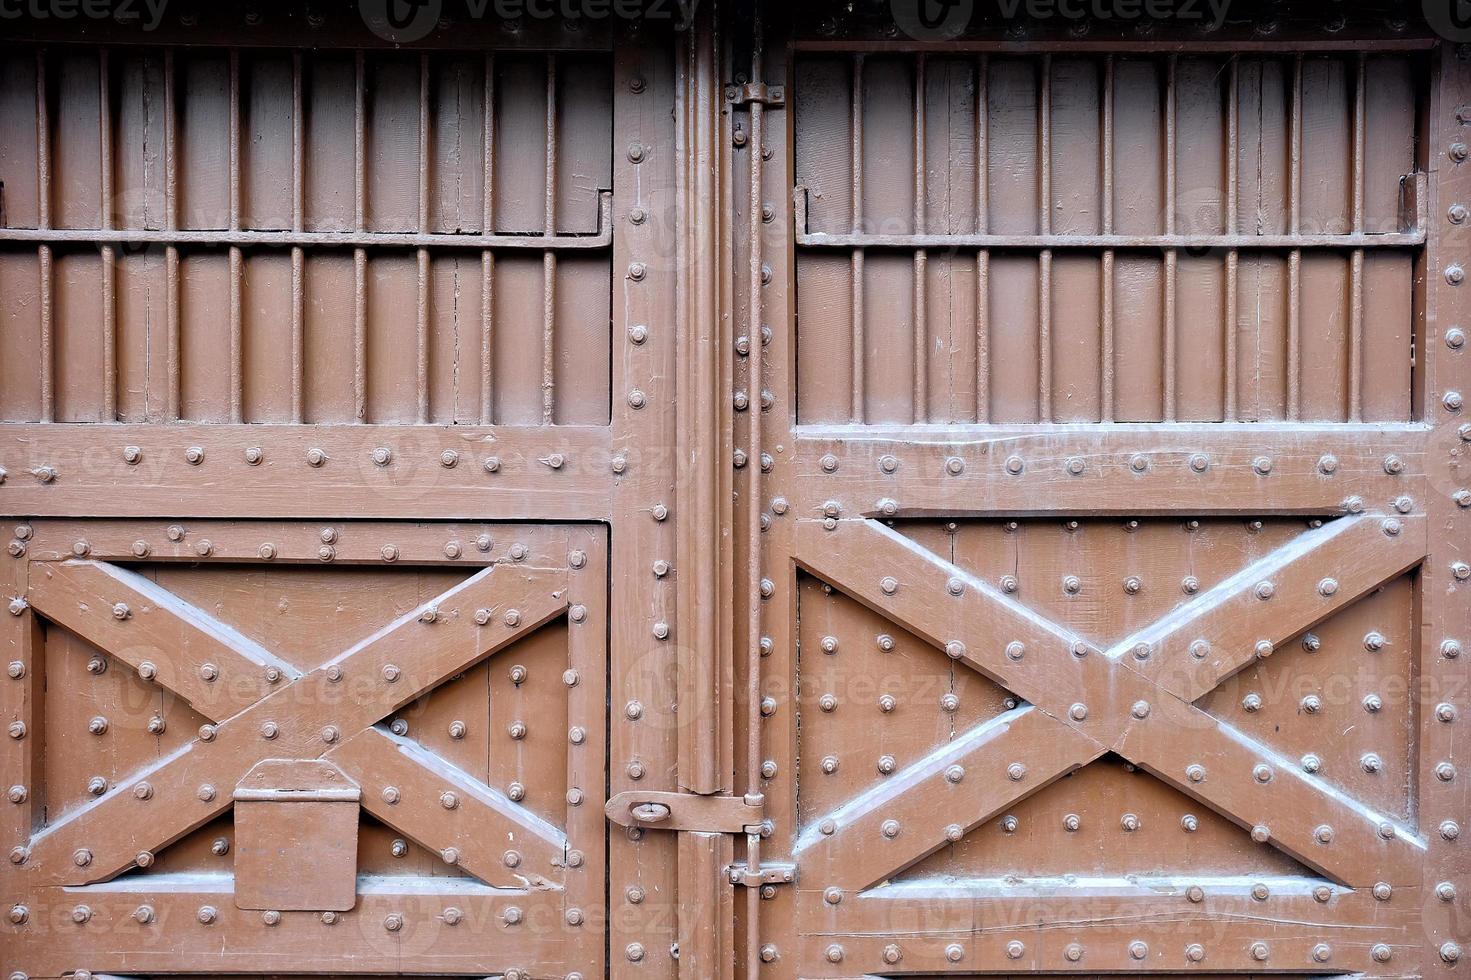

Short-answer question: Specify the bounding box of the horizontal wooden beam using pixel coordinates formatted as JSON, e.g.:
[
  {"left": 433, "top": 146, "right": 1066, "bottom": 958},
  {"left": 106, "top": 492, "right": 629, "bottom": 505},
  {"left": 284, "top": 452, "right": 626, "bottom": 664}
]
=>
[
  {"left": 0, "top": 192, "right": 613, "bottom": 252},
  {"left": 0, "top": 424, "right": 616, "bottom": 521},
  {"left": 8, "top": 877, "right": 584, "bottom": 976},
  {"left": 786, "top": 424, "right": 1427, "bottom": 516},
  {"left": 11, "top": 519, "right": 576, "bottom": 566},
  {"left": 795, "top": 877, "right": 1414, "bottom": 976}
]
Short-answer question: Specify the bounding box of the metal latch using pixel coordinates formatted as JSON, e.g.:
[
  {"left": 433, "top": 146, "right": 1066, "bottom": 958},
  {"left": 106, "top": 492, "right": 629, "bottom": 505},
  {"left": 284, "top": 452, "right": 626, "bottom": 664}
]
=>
[
  {"left": 727, "top": 862, "right": 796, "bottom": 888},
  {"left": 606, "top": 790, "right": 765, "bottom": 834},
  {"left": 725, "top": 82, "right": 785, "bottom": 107}
]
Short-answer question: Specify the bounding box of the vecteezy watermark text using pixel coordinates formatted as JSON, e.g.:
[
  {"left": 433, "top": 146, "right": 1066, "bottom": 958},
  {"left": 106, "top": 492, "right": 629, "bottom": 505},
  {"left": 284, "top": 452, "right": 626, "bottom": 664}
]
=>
[
  {"left": 359, "top": 0, "right": 703, "bottom": 43},
  {"left": 0, "top": 0, "right": 169, "bottom": 31},
  {"left": 892, "top": 0, "right": 1231, "bottom": 41}
]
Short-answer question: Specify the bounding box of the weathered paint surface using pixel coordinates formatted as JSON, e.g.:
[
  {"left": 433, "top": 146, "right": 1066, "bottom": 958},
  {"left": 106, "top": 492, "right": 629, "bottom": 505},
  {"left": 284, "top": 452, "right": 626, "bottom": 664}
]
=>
[{"left": 0, "top": 2, "right": 1467, "bottom": 978}]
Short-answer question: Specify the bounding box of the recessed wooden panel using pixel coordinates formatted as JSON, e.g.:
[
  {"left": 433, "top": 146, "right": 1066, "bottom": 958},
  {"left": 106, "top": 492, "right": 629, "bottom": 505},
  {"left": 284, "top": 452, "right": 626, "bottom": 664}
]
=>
[{"left": 794, "top": 51, "right": 1424, "bottom": 423}]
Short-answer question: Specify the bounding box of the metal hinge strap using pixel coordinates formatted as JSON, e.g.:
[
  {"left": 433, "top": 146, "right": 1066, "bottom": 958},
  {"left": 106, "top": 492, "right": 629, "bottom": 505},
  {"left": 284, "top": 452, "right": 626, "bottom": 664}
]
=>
[
  {"left": 724, "top": 82, "right": 785, "bottom": 107},
  {"left": 605, "top": 790, "right": 764, "bottom": 834}
]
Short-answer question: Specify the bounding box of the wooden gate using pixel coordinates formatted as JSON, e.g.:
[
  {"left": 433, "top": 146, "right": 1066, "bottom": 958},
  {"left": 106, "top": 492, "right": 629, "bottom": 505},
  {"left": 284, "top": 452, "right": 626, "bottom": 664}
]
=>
[{"left": 2, "top": 2, "right": 1470, "bottom": 979}]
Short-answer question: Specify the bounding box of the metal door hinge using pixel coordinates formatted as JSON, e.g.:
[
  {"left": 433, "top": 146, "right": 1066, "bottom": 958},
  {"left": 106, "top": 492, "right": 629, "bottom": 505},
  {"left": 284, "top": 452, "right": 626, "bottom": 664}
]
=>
[
  {"left": 606, "top": 790, "right": 765, "bottom": 834},
  {"left": 725, "top": 82, "right": 784, "bottom": 107},
  {"left": 726, "top": 862, "right": 796, "bottom": 888}
]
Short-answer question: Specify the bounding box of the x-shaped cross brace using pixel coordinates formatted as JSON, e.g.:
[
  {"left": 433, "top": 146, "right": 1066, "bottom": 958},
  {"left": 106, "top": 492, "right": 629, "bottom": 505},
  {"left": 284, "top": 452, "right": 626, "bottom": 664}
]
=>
[
  {"left": 794, "top": 515, "right": 1428, "bottom": 893},
  {"left": 17, "top": 557, "right": 572, "bottom": 889}
]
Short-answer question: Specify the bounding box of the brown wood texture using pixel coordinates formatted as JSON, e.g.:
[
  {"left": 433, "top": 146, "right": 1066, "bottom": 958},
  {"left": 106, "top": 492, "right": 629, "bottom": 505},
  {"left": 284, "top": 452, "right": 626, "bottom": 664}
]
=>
[{"left": 2, "top": 3, "right": 1469, "bottom": 979}]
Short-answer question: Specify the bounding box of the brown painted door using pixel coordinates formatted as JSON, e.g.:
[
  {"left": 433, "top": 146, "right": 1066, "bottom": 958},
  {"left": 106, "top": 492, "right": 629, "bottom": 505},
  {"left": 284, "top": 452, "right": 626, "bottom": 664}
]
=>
[
  {"left": 740, "top": 14, "right": 1470, "bottom": 980},
  {"left": 3, "top": 5, "right": 1471, "bottom": 980},
  {"left": 0, "top": 12, "right": 687, "bottom": 979}
]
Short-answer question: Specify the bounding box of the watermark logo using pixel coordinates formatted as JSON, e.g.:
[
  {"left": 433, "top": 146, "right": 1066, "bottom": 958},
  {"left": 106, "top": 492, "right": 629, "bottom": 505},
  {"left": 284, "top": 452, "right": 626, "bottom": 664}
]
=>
[
  {"left": 360, "top": 0, "right": 442, "bottom": 42},
  {"left": 1425, "top": 0, "right": 1471, "bottom": 41},
  {"left": 891, "top": 0, "right": 974, "bottom": 41},
  {"left": 0, "top": 0, "right": 170, "bottom": 32},
  {"left": 360, "top": 0, "right": 702, "bottom": 40}
]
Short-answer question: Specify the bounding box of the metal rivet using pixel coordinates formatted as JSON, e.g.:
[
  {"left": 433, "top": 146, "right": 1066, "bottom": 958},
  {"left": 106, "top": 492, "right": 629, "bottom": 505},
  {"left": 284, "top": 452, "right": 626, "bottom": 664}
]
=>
[
  {"left": 1006, "top": 940, "right": 1025, "bottom": 959},
  {"left": 1120, "top": 812, "right": 1140, "bottom": 832},
  {"left": 1129, "top": 941, "right": 1148, "bottom": 960},
  {"left": 185, "top": 446, "right": 204, "bottom": 465},
  {"left": 1064, "top": 943, "right": 1083, "bottom": 962},
  {"left": 1188, "top": 453, "right": 1209, "bottom": 473},
  {"left": 945, "top": 456, "right": 965, "bottom": 475},
  {"left": 1249, "top": 942, "right": 1269, "bottom": 961}
]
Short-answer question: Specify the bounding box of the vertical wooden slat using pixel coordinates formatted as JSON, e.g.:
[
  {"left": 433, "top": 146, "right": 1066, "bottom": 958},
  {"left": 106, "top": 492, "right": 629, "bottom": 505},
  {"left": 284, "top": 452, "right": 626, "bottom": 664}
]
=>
[
  {"left": 1037, "top": 55, "right": 1052, "bottom": 422},
  {"left": 850, "top": 54, "right": 865, "bottom": 423},
  {"left": 541, "top": 55, "right": 559, "bottom": 425},
  {"left": 1225, "top": 55, "right": 1239, "bottom": 421},
  {"left": 1349, "top": 51, "right": 1367, "bottom": 422},
  {"left": 99, "top": 48, "right": 116, "bottom": 421},
  {"left": 1287, "top": 52, "right": 1303, "bottom": 420},
  {"left": 416, "top": 53, "right": 431, "bottom": 424},
  {"left": 1162, "top": 53, "right": 1178, "bottom": 422},
  {"left": 911, "top": 54, "right": 927, "bottom": 423},
  {"left": 38, "top": 245, "right": 54, "bottom": 424},
  {"left": 163, "top": 49, "right": 180, "bottom": 422},
  {"left": 227, "top": 50, "right": 243, "bottom": 423},
  {"left": 480, "top": 52, "right": 496, "bottom": 424},
  {"left": 975, "top": 54, "right": 989, "bottom": 423},
  {"left": 1100, "top": 54, "right": 1115, "bottom": 422},
  {"left": 36, "top": 50, "right": 54, "bottom": 423},
  {"left": 353, "top": 50, "right": 367, "bottom": 422},
  {"left": 290, "top": 51, "right": 305, "bottom": 423}
]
